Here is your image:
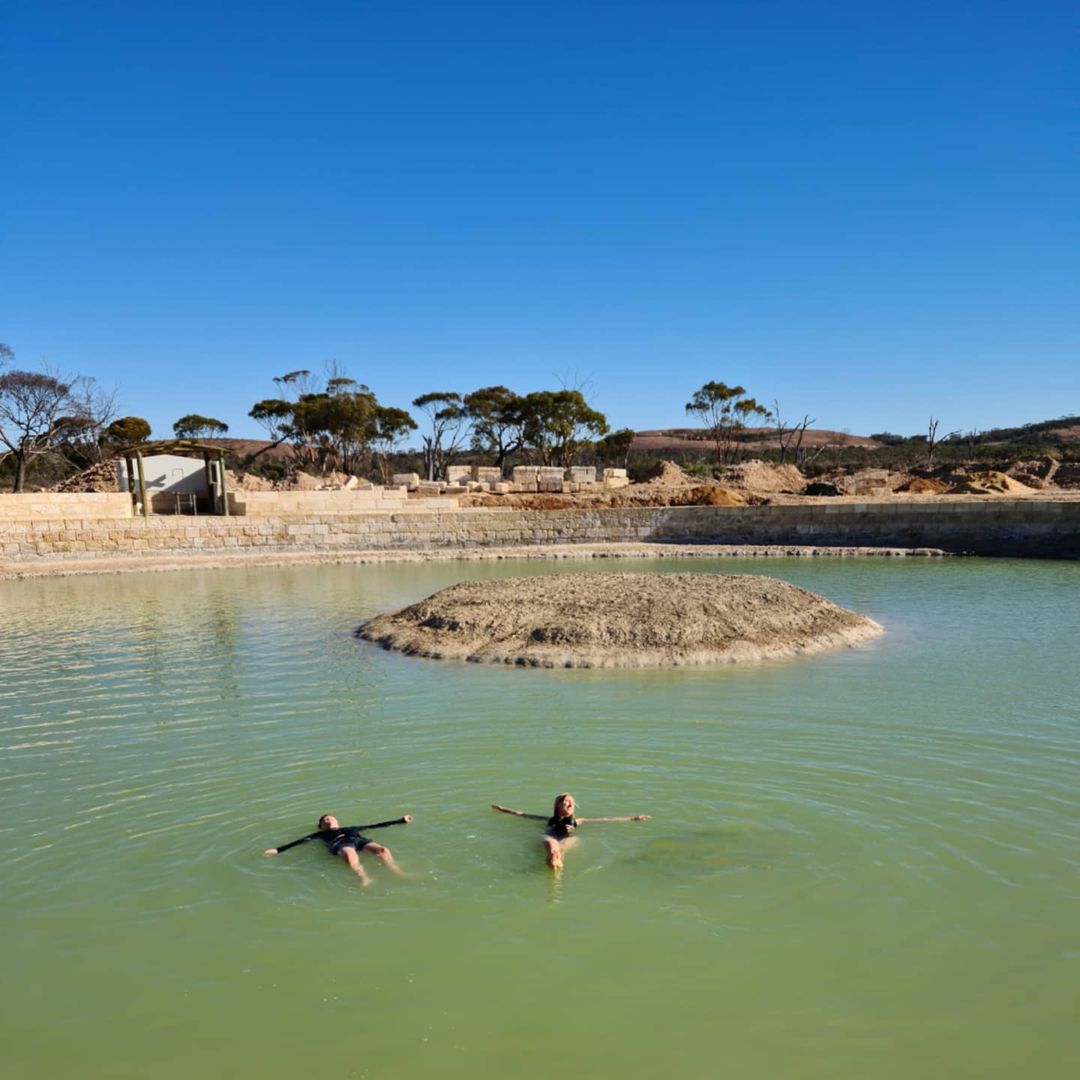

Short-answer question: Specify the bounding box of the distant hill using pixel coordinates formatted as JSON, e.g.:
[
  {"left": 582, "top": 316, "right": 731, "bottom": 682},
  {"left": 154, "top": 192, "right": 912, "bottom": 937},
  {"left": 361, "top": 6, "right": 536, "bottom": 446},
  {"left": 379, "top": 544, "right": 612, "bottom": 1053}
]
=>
[
  {"left": 634, "top": 416, "right": 1080, "bottom": 454},
  {"left": 191, "top": 416, "right": 1080, "bottom": 464},
  {"left": 632, "top": 427, "right": 881, "bottom": 452}
]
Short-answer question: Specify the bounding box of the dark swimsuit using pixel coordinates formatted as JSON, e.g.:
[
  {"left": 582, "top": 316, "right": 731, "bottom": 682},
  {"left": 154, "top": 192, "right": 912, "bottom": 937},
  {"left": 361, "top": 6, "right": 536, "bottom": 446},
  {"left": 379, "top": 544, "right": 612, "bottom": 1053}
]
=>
[
  {"left": 546, "top": 814, "right": 578, "bottom": 841},
  {"left": 273, "top": 818, "right": 408, "bottom": 857}
]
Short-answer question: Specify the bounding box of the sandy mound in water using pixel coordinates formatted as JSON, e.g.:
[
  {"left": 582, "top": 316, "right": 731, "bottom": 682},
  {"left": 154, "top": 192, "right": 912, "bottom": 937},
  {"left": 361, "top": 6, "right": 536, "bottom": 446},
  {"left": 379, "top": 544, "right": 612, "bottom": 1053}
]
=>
[{"left": 357, "top": 572, "right": 883, "bottom": 669}]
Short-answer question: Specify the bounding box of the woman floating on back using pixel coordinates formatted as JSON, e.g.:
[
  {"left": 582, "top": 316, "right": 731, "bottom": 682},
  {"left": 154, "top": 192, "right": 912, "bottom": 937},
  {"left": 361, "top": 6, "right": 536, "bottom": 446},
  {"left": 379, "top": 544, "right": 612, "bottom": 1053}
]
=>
[
  {"left": 492, "top": 792, "right": 650, "bottom": 871},
  {"left": 263, "top": 811, "right": 412, "bottom": 886}
]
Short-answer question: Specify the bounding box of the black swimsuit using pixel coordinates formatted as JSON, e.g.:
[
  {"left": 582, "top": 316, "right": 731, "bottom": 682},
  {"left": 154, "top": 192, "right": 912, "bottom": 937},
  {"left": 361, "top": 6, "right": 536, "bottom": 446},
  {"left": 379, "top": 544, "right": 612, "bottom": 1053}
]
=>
[
  {"left": 273, "top": 818, "right": 408, "bottom": 856},
  {"left": 546, "top": 815, "right": 578, "bottom": 841}
]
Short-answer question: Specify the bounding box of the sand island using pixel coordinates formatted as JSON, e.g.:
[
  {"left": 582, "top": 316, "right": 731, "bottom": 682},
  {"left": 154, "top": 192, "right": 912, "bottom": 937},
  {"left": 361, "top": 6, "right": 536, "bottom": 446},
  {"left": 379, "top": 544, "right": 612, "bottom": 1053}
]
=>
[{"left": 357, "top": 572, "right": 883, "bottom": 668}]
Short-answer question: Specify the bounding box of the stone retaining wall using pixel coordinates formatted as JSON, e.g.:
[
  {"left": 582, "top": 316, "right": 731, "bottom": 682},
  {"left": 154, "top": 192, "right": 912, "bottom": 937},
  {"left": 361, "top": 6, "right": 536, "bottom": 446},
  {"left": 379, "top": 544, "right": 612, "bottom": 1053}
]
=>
[
  {"left": 0, "top": 493, "right": 133, "bottom": 520},
  {"left": 2, "top": 501, "right": 1078, "bottom": 563},
  {"left": 227, "top": 488, "right": 451, "bottom": 514}
]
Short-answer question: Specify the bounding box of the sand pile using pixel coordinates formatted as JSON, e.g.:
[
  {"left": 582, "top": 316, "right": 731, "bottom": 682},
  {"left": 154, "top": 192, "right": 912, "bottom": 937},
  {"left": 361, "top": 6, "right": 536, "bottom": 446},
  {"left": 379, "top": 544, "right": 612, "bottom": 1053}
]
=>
[
  {"left": 618, "top": 460, "right": 747, "bottom": 507},
  {"left": 896, "top": 472, "right": 1036, "bottom": 496},
  {"left": 722, "top": 460, "right": 805, "bottom": 493},
  {"left": 951, "top": 471, "right": 1035, "bottom": 495},
  {"left": 227, "top": 471, "right": 274, "bottom": 491},
  {"left": 895, "top": 476, "right": 952, "bottom": 494},
  {"left": 357, "top": 572, "right": 883, "bottom": 669},
  {"left": 639, "top": 460, "right": 699, "bottom": 488}
]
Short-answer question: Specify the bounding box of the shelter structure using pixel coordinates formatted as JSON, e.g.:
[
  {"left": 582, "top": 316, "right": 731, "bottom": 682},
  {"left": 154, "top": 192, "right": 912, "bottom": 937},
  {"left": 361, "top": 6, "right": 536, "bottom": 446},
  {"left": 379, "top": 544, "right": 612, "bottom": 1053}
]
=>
[{"left": 117, "top": 440, "right": 230, "bottom": 517}]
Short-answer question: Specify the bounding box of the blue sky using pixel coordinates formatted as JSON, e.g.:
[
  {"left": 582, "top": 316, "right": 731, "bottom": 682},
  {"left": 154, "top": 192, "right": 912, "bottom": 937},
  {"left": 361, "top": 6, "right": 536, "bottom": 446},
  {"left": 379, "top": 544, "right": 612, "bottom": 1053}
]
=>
[{"left": 3, "top": 1, "right": 1077, "bottom": 441}]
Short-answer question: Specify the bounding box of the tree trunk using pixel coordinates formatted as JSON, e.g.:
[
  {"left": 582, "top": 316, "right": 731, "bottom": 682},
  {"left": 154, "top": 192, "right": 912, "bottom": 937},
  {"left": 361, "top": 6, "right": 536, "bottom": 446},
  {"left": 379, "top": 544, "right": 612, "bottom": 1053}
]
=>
[{"left": 13, "top": 449, "right": 27, "bottom": 492}]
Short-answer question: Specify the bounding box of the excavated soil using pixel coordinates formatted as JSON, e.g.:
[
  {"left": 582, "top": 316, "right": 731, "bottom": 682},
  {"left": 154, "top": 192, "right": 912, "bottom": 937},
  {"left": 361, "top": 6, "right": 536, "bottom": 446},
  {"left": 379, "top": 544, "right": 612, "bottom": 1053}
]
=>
[{"left": 357, "top": 572, "right": 884, "bottom": 669}]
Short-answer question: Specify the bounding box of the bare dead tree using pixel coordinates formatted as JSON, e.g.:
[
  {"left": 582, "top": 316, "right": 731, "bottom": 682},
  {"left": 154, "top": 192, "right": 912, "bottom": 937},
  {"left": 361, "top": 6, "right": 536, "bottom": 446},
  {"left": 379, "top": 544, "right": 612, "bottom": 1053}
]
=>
[
  {"left": 926, "top": 417, "right": 960, "bottom": 468},
  {"left": 0, "top": 363, "right": 76, "bottom": 491},
  {"left": 772, "top": 400, "right": 817, "bottom": 466},
  {"left": 62, "top": 377, "right": 119, "bottom": 465},
  {"left": 926, "top": 417, "right": 940, "bottom": 467}
]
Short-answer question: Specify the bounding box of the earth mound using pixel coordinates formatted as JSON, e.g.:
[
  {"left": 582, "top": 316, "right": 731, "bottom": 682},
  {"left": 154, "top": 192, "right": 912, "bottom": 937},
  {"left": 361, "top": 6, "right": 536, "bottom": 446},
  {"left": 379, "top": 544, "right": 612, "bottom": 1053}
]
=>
[
  {"left": 951, "top": 471, "right": 1035, "bottom": 495},
  {"left": 357, "top": 572, "right": 883, "bottom": 669},
  {"left": 722, "top": 460, "right": 805, "bottom": 493},
  {"left": 895, "top": 476, "right": 952, "bottom": 494}
]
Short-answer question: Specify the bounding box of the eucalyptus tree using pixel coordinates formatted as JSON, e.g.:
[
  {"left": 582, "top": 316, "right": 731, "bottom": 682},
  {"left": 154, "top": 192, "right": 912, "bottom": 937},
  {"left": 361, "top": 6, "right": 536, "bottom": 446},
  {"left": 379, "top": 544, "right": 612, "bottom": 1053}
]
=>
[
  {"left": 463, "top": 385, "right": 526, "bottom": 468},
  {"left": 104, "top": 416, "right": 152, "bottom": 444},
  {"left": 372, "top": 405, "right": 417, "bottom": 484},
  {"left": 595, "top": 427, "right": 636, "bottom": 469},
  {"left": 685, "top": 381, "right": 770, "bottom": 465},
  {"left": 412, "top": 392, "right": 468, "bottom": 480},
  {"left": 292, "top": 378, "right": 379, "bottom": 474},
  {"left": 173, "top": 414, "right": 229, "bottom": 439},
  {"left": 521, "top": 389, "right": 609, "bottom": 469}
]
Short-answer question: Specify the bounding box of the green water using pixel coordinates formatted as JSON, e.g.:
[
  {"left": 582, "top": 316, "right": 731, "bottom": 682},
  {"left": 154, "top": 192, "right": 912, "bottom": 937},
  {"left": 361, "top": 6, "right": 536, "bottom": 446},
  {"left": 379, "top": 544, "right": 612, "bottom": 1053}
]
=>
[{"left": 1, "top": 558, "right": 1077, "bottom": 1079}]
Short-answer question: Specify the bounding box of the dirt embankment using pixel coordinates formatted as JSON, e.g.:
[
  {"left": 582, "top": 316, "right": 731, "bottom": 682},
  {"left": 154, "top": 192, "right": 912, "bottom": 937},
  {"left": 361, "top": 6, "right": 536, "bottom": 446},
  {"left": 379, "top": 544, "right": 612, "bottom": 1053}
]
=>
[
  {"left": 358, "top": 571, "right": 884, "bottom": 669},
  {"left": 48, "top": 454, "right": 1080, "bottom": 505}
]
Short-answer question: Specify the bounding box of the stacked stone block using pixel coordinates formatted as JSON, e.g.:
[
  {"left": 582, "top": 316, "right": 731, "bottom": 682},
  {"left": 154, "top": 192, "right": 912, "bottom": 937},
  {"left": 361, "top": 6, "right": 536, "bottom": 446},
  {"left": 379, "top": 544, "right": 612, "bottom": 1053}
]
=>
[{"left": 2, "top": 500, "right": 1078, "bottom": 564}]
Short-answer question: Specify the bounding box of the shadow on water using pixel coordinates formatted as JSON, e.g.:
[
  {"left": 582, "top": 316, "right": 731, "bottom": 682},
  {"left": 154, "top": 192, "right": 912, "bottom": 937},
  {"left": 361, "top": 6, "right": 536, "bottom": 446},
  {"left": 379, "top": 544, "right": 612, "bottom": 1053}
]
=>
[{"left": 616, "top": 828, "right": 782, "bottom": 879}]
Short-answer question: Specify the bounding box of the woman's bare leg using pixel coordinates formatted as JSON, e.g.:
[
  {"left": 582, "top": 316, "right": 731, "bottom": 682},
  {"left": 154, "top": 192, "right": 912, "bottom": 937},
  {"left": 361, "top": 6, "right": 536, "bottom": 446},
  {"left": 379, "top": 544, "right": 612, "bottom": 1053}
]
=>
[
  {"left": 543, "top": 836, "right": 564, "bottom": 870},
  {"left": 338, "top": 845, "right": 371, "bottom": 886},
  {"left": 362, "top": 841, "right": 404, "bottom": 877}
]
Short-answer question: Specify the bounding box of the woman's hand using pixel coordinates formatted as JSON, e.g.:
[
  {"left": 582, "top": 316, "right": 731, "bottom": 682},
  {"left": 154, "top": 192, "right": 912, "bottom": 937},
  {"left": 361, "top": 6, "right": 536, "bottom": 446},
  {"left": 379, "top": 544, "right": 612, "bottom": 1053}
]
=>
[
  {"left": 262, "top": 848, "right": 278, "bottom": 856},
  {"left": 403, "top": 814, "right": 414, "bottom": 823},
  {"left": 633, "top": 815, "right": 651, "bottom": 822}
]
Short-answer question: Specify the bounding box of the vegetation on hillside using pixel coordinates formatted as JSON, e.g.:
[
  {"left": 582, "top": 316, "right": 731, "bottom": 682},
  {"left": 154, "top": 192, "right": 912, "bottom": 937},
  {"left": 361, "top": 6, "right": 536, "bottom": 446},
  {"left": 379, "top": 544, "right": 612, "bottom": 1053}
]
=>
[{"left": 1, "top": 341, "right": 1077, "bottom": 490}]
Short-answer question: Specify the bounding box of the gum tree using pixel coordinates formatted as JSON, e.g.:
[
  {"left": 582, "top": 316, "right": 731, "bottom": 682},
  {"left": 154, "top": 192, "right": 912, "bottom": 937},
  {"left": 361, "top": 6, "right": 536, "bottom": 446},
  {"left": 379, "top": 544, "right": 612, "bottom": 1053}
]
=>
[
  {"left": 412, "top": 392, "right": 468, "bottom": 480},
  {"left": 685, "top": 381, "right": 770, "bottom": 465},
  {"left": 463, "top": 385, "right": 526, "bottom": 469},
  {"left": 173, "top": 414, "right": 229, "bottom": 439},
  {"left": 372, "top": 405, "right": 417, "bottom": 485},
  {"left": 521, "top": 389, "right": 609, "bottom": 469}
]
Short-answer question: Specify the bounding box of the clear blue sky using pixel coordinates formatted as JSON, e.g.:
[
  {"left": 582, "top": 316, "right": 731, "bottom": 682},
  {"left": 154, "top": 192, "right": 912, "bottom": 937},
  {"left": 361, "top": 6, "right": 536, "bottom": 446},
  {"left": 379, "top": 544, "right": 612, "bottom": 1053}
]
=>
[{"left": 3, "top": 1, "right": 1077, "bottom": 441}]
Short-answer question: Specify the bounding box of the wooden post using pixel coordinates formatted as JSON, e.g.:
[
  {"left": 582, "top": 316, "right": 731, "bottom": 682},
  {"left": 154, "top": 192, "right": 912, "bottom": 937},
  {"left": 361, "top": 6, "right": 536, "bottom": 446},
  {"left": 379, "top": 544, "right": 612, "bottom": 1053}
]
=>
[
  {"left": 124, "top": 456, "right": 137, "bottom": 514},
  {"left": 135, "top": 450, "right": 150, "bottom": 517},
  {"left": 219, "top": 450, "right": 230, "bottom": 516}
]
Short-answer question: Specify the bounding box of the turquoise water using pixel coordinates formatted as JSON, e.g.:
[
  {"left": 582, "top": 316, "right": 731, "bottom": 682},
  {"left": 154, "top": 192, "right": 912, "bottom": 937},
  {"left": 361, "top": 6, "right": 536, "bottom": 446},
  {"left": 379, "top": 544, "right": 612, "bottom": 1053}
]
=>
[{"left": 1, "top": 557, "right": 1078, "bottom": 1079}]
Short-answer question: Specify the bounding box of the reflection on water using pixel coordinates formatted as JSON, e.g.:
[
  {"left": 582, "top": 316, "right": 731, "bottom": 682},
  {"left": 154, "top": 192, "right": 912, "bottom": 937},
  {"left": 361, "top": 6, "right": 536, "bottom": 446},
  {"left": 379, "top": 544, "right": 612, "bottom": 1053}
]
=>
[{"left": 1, "top": 557, "right": 1078, "bottom": 1079}]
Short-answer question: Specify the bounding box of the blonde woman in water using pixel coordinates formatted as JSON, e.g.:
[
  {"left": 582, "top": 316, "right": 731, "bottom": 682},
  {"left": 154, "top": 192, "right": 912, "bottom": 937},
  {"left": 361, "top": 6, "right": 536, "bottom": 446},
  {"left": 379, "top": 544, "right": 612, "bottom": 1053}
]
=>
[{"left": 492, "top": 792, "right": 650, "bottom": 870}]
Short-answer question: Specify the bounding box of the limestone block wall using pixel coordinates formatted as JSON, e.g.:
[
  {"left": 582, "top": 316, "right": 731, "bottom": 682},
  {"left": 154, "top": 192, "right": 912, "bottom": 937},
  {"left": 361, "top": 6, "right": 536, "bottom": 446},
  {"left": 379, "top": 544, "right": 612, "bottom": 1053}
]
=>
[
  {"left": 0, "top": 493, "right": 132, "bottom": 521},
  {"left": 227, "top": 487, "right": 416, "bottom": 515},
  {"left": 1, "top": 500, "right": 1078, "bottom": 564}
]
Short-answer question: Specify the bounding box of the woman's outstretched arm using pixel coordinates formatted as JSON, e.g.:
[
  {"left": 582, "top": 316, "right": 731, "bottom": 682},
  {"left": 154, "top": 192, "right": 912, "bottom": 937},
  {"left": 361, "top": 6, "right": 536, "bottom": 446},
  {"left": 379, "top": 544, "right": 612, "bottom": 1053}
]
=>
[
  {"left": 263, "top": 831, "right": 319, "bottom": 856},
  {"left": 358, "top": 815, "right": 414, "bottom": 829},
  {"left": 491, "top": 804, "right": 548, "bottom": 821},
  {"left": 577, "top": 815, "right": 651, "bottom": 823}
]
